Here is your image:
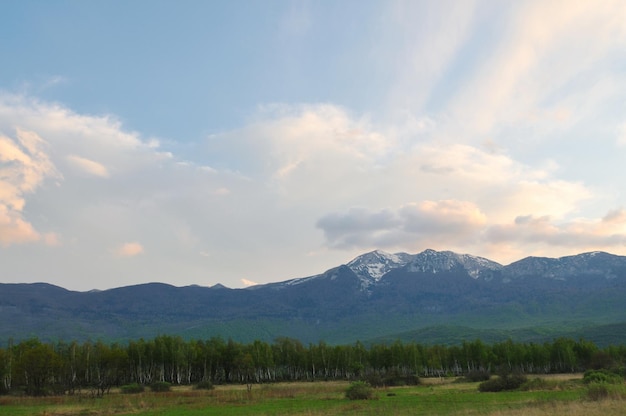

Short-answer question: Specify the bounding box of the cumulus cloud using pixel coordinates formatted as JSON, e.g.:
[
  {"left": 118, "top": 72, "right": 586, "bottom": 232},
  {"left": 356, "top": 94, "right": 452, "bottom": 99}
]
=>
[
  {"left": 3, "top": 90, "right": 626, "bottom": 290},
  {"left": 486, "top": 212, "right": 626, "bottom": 251},
  {"left": 204, "top": 102, "right": 624, "bottom": 266},
  {"left": 0, "top": 205, "right": 40, "bottom": 246},
  {"left": 318, "top": 204, "right": 626, "bottom": 264},
  {"left": 316, "top": 207, "right": 401, "bottom": 249},
  {"left": 207, "top": 104, "right": 393, "bottom": 180},
  {"left": 317, "top": 200, "right": 487, "bottom": 250},
  {"left": 0, "top": 129, "right": 59, "bottom": 246}
]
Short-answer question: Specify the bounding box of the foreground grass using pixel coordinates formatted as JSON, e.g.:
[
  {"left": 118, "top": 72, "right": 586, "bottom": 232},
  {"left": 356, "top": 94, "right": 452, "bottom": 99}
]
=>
[{"left": 0, "top": 375, "right": 625, "bottom": 416}]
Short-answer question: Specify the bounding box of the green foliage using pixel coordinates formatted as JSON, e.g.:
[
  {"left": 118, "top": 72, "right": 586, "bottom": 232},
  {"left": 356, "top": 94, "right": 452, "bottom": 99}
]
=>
[
  {"left": 120, "top": 383, "right": 145, "bottom": 394},
  {"left": 2, "top": 334, "right": 626, "bottom": 396},
  {"left": 583, "top": 369, "right": 623, "bottom": 385},
  {"left": 345, "top": 381, "right": 374, "bottom": 400},
  {"left": 12, "top": 339, "right": 62, "bottom": 396},
  {"left": 149, "top": 381, "right": 171, "bottom": 392},
  {"left": 478, "top": 374, "right": 528, "bottom": 392}
]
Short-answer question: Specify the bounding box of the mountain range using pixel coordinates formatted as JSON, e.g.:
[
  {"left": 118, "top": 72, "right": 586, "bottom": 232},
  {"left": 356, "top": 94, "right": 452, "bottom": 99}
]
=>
[{"left": 2, "top": 249, "right": 626, "bottom": 346}]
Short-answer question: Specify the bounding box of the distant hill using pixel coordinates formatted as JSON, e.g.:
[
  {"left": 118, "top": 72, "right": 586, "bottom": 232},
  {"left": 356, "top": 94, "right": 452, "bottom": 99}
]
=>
[{"left": 2, "top": 249, "right": 626, "bottom": 345}]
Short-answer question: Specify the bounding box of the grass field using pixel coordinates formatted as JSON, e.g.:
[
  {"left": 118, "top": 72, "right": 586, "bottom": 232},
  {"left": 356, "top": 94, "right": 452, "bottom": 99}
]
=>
[{"left": 0, "top": 374, "right": 625, "bottom": 416}]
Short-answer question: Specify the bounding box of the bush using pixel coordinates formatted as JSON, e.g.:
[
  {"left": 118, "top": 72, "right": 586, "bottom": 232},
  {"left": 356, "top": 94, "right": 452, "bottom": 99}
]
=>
[
  {"left": 120, "top": 383, "right": 145, "bottom": 394},
  {"left": 478, "top": 374, "right": 528, "bottom": 392},
  {"left": 583, "top": 369, "right": 623, "bottom": 385},
  {"left": 149, "top": 381, "right": 171, "bottom": 392},
  {"left": 345, "top": 381, "right": 374, "bottom": 400},
  {"left": 194, "top": 380, "right": 215, "bottom": 390}
]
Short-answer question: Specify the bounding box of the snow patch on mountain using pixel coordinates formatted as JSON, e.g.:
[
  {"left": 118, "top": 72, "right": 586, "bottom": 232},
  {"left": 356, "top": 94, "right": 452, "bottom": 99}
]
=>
[
  {"left": 455, "top": 253, "right": 504, "bottom": 278},
  {"left": 347, "top": 250, "right": 410, "bottom": 289},
  {"left": 391, "top": 249, "right": 503, "bottom": 279}
]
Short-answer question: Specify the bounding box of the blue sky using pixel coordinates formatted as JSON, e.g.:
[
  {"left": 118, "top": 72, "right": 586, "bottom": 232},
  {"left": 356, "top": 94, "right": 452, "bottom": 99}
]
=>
[{"left": 2, "top": 0, "right": 626, "bottom": 291}]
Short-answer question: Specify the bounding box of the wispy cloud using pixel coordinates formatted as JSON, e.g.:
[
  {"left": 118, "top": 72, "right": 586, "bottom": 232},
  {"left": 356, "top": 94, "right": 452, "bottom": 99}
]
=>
[{"left": 445, "top": 0, "right": 626, "bottom": 141}]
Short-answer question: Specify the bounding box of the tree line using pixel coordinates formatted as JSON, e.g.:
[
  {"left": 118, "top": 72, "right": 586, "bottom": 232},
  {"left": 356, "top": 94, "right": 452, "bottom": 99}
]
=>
[{"left": 1, "top": 335, "right": 624, "bottom": 396}]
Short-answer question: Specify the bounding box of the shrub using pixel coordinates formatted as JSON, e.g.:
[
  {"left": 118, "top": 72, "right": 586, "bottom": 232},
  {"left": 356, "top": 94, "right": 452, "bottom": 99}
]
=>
[
  {"left": 149, "top": 381, "right": 171, "bottom": 392},
  {"left": 194, "top": 380, "right": 214, "bottom": 390},
  {"left": 583, "top": 369, "right": 623, "bottom": 385},
  {"left": 478, "top": 374, "right": 528, "bottom": 392},
  {"left": 345, "top": 381, "right": 374, "bottom": 400},
  {"left": 120, "top": 383, "right": 145, "bottom": 394}
]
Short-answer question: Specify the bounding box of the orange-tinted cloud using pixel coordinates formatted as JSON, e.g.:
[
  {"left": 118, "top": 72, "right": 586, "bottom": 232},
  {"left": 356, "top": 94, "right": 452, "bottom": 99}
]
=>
[{"left": 114, "top": 242, "right": 144, "bottom": 257}]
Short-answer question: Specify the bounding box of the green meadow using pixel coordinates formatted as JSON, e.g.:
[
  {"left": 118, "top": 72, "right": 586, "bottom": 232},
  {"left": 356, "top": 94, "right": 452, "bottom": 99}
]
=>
[{"left": 1, "top": 374, "right": 625, "bottom": 416}]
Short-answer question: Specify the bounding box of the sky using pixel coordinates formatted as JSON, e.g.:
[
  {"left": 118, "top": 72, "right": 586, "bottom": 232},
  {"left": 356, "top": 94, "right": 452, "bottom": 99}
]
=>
[{"left": 2, "top": 0, "right": 626, "bottom": 291}]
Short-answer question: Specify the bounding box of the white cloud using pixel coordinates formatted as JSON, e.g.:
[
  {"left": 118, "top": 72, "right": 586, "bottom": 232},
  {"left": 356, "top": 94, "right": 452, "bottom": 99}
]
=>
[{"left": 66, "top": 155, "right": 109, "bottom": 177}]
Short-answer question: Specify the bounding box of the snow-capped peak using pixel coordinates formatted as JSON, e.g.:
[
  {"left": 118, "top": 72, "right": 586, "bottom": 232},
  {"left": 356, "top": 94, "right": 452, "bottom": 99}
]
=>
[
  {"left": 347, "top": 250, "right": 411, "bottom": 287},
  {"left": 405, "top": 249, "right": 503, "bottom": 278},
  {"left": 347, "top": 249, "right": 504, "bottom": 286}
]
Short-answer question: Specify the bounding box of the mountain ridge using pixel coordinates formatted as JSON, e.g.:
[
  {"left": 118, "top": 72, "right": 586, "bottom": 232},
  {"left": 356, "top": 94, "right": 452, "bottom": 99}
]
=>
[{"left": 1, "top": 249, "right": 626, "bottom": 345}]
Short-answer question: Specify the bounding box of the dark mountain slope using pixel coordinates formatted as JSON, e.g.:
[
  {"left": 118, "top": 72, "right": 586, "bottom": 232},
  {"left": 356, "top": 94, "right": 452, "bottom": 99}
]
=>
[{"left": 1, "top": 250, "right": 626, "bottom": 344}]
